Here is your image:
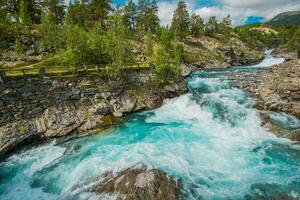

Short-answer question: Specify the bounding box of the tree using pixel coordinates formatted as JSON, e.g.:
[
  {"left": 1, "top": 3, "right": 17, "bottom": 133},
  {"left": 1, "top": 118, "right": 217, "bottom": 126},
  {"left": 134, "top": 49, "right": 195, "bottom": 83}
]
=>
[
  {"left": 137, "top": 0, "right": 159, "bottom": 33},
  {"left": 105, "top": 11, "right": 134, "bottom": 67},
  {"left": 151, "top": 44, "right": 180, "bottom": 82},
  {"left": 43, "top": 0, "right": 65, "bottom": 25},
  {"left": 171, "top": 0, "right": 190, "bottom": 38},
  {"left": 19, "top": 0, "right": 31, "bottom": 25},
  {"left": 219, "top": 15, "right": 232, "bottom": 34},
  {"left": 145, "top": 30, "right": 153, "bottom": 56},
  {"left": 159, "top": 27, "right": 173, "bottom": 50},
  {"left": 288, "top": 28, "right": 300, "bottom": 52},
  {"left": 41, "top": 10, "right": 61, "bottom": 51},
  {"left": 145, "top": 0, "right": 160, "bottom": 33},
  {"left": 123, "top": 0, "right": 138, "bottom": 32},
  {"left": 89, "top": 0, "right": 112, "bottom": 29},
  {"left": 64, "top": 0, "right": 87, "bottom": 28},
  {"left": 190, "top": 13, "right": 204, "bottom": 37},
  {"left": 205, "top": 16, "right": 218, "bottom": 37}
]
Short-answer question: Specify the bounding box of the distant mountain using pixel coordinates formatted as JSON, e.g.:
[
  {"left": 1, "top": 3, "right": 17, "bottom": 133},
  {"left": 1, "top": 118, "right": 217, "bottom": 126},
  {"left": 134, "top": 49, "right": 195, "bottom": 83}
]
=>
[{"left": 266, "top": 11, "right": 300, "bottom": 26}]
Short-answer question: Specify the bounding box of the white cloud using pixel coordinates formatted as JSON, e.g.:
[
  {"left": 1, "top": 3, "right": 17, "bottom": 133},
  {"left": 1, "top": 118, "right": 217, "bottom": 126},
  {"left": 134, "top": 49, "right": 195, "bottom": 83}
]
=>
[
  {"left": 158, "top": 0, "right": 300, "bottom": 26},
  {"left": 158, "top": 0, "right": 195, "bottom": 26}
]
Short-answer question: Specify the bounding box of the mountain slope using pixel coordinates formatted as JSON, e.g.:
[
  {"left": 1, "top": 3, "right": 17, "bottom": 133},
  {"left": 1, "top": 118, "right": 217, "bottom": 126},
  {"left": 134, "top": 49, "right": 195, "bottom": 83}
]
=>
[{"left": 267, "top": 11, "right": 300, "bottom": 26}]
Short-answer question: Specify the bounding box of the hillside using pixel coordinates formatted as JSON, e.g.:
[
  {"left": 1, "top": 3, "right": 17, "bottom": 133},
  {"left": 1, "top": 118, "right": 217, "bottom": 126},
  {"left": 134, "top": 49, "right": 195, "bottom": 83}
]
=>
[{"left": 267, "top": 11, "right": 300, "bottom": 26}]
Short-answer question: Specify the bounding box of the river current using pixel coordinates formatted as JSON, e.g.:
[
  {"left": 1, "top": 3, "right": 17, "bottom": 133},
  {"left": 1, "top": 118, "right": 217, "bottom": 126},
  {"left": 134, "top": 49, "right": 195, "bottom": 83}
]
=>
[{"left": 1, "top": 51, "right": 300, "bottom": 200}]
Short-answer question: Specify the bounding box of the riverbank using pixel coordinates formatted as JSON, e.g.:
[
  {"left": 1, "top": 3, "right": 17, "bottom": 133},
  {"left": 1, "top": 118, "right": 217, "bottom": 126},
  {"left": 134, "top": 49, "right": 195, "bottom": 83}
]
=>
[
  {"left": 0, "top": 70, "right": 188, "bottom": 158},
  {"left": 0, "top": 41, "right": 266, "bottom": 158},
  {"left": 229, "top": 54, "right": 300, "bottom": 141}
]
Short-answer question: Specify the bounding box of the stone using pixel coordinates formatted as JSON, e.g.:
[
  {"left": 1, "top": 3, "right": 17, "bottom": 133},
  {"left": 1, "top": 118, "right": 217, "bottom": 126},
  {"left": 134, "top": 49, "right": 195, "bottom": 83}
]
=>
[
  {"left": 29, "top": 107, "right": 44, "bottom": 115},
  {"left": 95, "top": 107, "right": 111, "bottom": 115},
  {"left": 120, "top": 96, "right": 136, "bottom": 113},
  {"left": 92, "top": 164, "right": 182, "bottom": 200},
  {"left": 113, "top": 111, "right": 123, "bottom": 117}
]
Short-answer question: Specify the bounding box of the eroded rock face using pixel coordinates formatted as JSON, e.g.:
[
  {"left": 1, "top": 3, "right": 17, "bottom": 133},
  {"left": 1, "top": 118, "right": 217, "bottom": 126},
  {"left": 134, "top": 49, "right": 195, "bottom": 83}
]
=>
[
  {"left": 0, "top": 71, "right": 188, "bottom": 157},
  {"left": 92, "top": 164, "right": 182, "bottom": 200},
  {"left": 230, "top": 59, "right": 300, "bottom": 119},
  {"left": 228, "top": 58, "right": 300, "bottom": 141}
]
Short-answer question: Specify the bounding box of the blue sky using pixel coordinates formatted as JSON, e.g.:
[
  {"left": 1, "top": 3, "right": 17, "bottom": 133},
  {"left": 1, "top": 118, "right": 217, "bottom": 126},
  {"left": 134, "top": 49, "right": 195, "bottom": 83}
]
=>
[{"left": 112, "top": 0, "right": 300, "bottom": 26}]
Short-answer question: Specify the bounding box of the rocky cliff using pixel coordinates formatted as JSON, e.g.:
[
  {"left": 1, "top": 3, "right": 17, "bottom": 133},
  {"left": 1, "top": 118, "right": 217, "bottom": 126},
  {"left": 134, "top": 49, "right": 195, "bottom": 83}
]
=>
[{"left": 0, "top": 70, "right": 187, "bottom": 158}]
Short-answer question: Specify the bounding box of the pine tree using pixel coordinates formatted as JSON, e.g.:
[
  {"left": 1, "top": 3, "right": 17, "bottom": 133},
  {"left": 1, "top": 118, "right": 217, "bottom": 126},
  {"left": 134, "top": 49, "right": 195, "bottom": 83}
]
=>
[
  {"left": 105, "top": 11, "right": 134, "bottom": 67},
  {"left": 41, "top": 10, "right": 61, "bottom": 51},
  {"left": 19, "top": 0, "right": 31, "bottom": 25},
  {"left": 145, "top": 30, "right": 153, "bottom": 56},
  {"left": 146, "top": 0, "right": 159, "bottom": 33},
  {"left": 65, "top": 0, "right": 87, "bottom": 28},
  {"left": 205, "top": 16, "right": 218, "bottom": 37},
  {"left": 43, "top": 0, "right": 65, "bottom": 25},
  {"left": 151, "top": 44, "right": 180, "bottom": 82},
  {"left": 219, "top": 14, "right": 232, "bottom": 34},
  {"left": 171, "top": 0, "right": 190, "bottom": 38},
  {"left": 90, "top": 0, "right": 112, "bottom": 29},
  {"left": 123, "top": 0, "right": 138, "bottom": 32},
  {"left": 136, "top": 0, "right": 159, "bottom": 33},
  {"left": 190, "top": 13, "right": 204, "bottom": 37}
]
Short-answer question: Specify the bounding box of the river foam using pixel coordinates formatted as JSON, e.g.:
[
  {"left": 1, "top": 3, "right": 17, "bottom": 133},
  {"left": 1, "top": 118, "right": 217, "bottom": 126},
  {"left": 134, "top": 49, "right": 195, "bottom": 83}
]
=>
[{"left": 1, "top": 51, "right": 300, "bottom": 200}]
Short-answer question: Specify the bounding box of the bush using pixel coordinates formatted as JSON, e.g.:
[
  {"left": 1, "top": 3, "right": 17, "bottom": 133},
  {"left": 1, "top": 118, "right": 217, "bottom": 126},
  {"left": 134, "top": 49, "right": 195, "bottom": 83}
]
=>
[
  {"left": 41, "top": 12, "right": 63, "bottom": 51},
  {"left": 151, "top": 44, "right": 180, "bottom": 82},
  {"left": 297, "top": 48, "right": 300, "bottom": 58}
]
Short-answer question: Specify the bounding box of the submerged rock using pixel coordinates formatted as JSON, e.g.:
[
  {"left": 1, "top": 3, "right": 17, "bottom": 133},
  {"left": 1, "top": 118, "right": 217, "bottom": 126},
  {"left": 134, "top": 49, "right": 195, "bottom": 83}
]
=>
[{"left": 92, "top": 164, "right": 183, "bottom": 200}]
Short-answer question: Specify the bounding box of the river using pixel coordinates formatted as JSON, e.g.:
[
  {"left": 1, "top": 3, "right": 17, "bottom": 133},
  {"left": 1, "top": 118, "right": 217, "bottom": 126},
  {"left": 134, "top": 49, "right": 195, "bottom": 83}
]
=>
[{"left": 1, "top": 51, "right": 300, "bottom": 200}]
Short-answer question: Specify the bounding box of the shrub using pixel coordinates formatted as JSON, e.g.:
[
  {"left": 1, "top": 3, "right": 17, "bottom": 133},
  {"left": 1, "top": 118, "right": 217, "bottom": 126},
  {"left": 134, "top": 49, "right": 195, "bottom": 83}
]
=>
[{"left": 151, "top": 44, "right": 180, "bottom": 82}]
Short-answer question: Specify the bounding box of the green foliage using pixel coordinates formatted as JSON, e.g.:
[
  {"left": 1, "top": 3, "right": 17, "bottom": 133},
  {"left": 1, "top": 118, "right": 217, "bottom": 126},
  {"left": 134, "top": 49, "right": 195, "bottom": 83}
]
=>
[
  {"left": 171, "top": 0, "right": 190, "bottom": 38},
  {"left": 219, "top": 15, "right": 232, "bottom": 34},
  {"left": 123, "top": 0, "right": 138, "bottom": 33},
  {"left": 14, "top": 39, "right": 24, "bottom": 54},
  {"left": 190, "top": 14, "right": 204, "bottom": 37},
  {"left": 205, "top": 16, "right": 218, "bottom": 37},
  {"left": 43, "top": 0, "right": 65, "bottom": 25},
  {"left": 105, "top": 11, "right": 135, "bottom": 67},
  {"left": 287, "top": 28, "right": 300, "bottom": 51},
  {"left": 145, "top": 30, "right": 154, "bottom": 56},
  {"left": 151, "top": 28, "right": 181, "bottom": 82},
  {"left": 158, "top": 28, "right": 173, "bottom": 50},
  {"left": 41, "top": 11, "right": 62, "bottom": 51},
  {"left": 65, "top": 0, "right": 88, "bottom": 28},
  {"left": 89, "top": 0, "right": 112, "bottom": 29},
  {"left": 234, "top": 25, "right": 280, "bottom": 50},
  {"left": 137, "top": 0, "right": 160, "bottom": 33},
  {"left": 19, "top": 0, "right": 31, "bottom": 25},
  {"left": 151, "top": 44, "right": 180, "bottom": 82}
]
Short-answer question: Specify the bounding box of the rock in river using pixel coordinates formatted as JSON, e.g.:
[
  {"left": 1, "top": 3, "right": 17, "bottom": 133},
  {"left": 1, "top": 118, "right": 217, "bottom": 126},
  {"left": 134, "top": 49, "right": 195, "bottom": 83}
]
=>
[{"left": 92, "top": 164, "right": 183, "bottom": 200}]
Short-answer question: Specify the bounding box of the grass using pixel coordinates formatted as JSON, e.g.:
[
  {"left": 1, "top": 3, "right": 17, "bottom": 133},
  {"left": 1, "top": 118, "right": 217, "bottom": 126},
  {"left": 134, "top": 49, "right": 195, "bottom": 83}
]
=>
[{"left": 1, "top": 58, "right": 151, "bottom": 78}]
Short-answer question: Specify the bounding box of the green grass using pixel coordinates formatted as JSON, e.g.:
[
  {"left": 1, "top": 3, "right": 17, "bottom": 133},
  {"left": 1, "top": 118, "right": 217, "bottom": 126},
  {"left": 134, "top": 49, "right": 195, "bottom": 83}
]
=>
[{"left": 1, "top": 58, "right": 150, "bottom": 78}]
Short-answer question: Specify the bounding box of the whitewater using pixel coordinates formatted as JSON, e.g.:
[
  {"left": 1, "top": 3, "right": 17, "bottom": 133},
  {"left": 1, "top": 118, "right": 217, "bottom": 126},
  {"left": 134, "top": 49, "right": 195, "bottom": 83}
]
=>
[{"left": 0, "top": 51, "right": 300, "bottom": 200}]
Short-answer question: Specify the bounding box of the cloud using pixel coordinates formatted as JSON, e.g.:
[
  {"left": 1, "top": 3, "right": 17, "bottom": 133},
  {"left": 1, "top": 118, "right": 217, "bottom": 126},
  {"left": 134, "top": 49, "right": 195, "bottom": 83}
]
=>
[
  {"left": 157, "top": 0, "right": 300, "bottom": 26},
  {"left": 158, "top": 0, "right": 195, "bottom": 26}
]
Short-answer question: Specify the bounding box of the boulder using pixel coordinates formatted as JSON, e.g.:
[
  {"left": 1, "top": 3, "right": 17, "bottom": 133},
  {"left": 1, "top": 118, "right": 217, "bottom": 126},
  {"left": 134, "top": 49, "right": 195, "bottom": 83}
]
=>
[{"left": 92, "top": 164, "right": 182, "bottom": 200}]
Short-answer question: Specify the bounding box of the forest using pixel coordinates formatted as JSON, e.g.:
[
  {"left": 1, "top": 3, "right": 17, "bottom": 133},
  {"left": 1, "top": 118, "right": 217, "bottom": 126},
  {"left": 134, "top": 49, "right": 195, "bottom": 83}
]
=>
[{"left": 0, "top": 0, "right": 299, "bottom": 80}]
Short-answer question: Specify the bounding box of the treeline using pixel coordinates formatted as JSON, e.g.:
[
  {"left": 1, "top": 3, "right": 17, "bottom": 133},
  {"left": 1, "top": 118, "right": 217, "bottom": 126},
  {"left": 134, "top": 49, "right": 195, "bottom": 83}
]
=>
[
  {"left": 0, "top": 0, "right": 235, "bottom": 80},
  {"left": 1, "top": 0, "right": 287, "bottom": 79}
]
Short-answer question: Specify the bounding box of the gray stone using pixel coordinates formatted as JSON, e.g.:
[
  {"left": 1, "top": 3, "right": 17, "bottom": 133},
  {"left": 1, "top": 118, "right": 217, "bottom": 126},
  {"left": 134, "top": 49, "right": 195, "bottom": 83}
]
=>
[{"left": 92, "top": 164, "right": 182, "bottom": 200}]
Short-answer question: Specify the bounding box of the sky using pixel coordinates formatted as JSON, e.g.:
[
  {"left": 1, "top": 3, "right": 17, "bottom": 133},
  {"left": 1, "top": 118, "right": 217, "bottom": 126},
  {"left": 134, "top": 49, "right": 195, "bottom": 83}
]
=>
[{"left": 112, "top": 0, "right": 300, "bottom": 26}]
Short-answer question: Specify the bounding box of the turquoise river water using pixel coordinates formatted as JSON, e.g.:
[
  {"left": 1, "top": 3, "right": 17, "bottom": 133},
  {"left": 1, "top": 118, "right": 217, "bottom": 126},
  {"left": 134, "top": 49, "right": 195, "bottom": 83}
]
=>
[{"left": 1, "top": 51, "right": 300, "bottom": 200}]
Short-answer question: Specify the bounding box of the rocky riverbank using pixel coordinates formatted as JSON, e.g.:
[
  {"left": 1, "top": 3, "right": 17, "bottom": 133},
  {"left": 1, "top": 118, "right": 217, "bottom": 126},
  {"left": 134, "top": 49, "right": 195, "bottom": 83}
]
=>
[
  {"left": 0, "top": 69, "right": 188, "bottom": 158},
  {"left": 230, "top": 58, "right": 300, "bottom": 141}
]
